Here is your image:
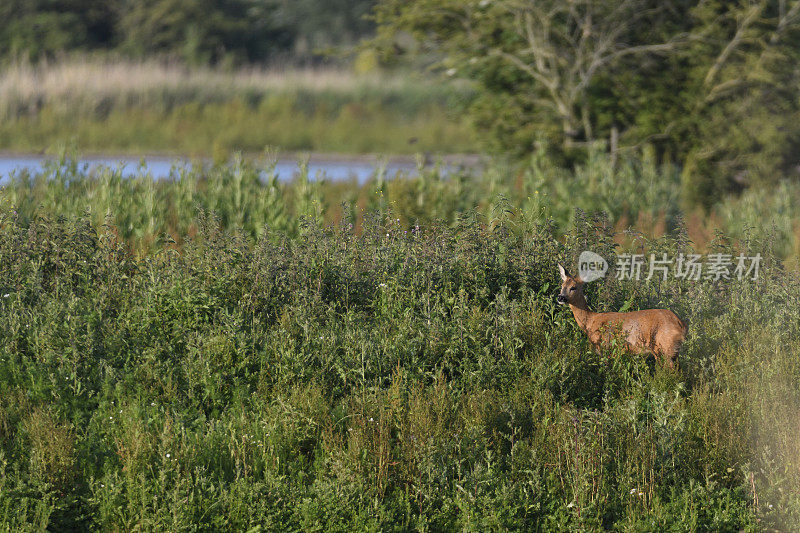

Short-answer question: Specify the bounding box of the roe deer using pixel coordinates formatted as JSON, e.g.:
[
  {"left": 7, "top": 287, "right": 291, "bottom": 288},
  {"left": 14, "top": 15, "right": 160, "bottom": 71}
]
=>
[{"left": 557, "top": 264, "right": 687, "bottom": 369}]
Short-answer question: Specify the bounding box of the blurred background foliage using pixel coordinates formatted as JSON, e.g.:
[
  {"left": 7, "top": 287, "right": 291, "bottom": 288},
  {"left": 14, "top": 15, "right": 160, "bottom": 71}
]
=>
[
  {"left": 0, "top": 0, "right": 377, "bottom": 65},
  {"left": 2, "top": 0, "right": 800, "bottom": 209}
]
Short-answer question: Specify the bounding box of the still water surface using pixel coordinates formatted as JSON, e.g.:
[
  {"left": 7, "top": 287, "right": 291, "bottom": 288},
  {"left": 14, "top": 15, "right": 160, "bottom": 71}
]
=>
[{"left": 0, "top": 155, "right": 430, "bottom": 184}]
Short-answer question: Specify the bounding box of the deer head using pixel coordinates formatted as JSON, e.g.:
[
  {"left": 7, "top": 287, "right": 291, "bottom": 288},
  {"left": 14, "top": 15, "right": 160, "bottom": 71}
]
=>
[{"left": 557, "top": 264, "right": 586, "bottom": 307}]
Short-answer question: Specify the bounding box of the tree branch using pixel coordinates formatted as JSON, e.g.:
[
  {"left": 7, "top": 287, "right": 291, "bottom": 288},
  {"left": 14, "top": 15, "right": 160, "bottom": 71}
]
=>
[{"left": 703, "top": 3, "right": 764, "bottom": 88}]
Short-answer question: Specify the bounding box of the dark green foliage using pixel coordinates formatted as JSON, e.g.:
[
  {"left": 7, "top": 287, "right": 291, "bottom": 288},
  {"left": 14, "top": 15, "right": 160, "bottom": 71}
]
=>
[
  {"left": 1, "top": 171, "right": 799, "bottom": 529},
  {"left": 0, "top": 0, "right": 378, "bottom": 65},
  {"left": 272, "top": 0, "right": 376, "bottom": 58},
  {"left": 373, "top": 0, "right": 800, "bottom": 206},
  {"left": 0, "top": 0, "right": 118, "bottom": 59},
  {"left": 117, "top": 0, "right": 286, "bottom": 65}
]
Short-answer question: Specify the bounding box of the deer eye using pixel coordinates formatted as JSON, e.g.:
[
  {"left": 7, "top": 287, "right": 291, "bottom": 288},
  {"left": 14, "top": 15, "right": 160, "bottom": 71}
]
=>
[{"left": 570, "top": 287, "right": 576, "bottom": 292}]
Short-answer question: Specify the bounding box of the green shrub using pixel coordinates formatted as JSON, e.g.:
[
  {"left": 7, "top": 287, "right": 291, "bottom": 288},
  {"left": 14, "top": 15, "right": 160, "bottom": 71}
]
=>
[{"left": 1, "top": 153, "right": 799, "bottom": 530}]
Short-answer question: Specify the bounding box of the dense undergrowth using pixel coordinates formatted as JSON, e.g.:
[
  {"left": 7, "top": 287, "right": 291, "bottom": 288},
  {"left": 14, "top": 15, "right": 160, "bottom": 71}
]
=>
[{"left": 1, "top": 154, "right": 800, "bottom": 530}]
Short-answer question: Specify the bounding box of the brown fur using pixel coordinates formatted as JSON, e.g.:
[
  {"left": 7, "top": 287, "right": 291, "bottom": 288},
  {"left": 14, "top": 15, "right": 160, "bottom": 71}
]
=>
[{"left": 558, "top": 264, "right": 687, "bottom": 369}]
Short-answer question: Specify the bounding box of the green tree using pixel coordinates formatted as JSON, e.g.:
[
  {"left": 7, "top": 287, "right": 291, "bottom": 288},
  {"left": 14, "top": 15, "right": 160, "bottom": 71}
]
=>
[
  {"left": 117, "top": 0, "right": 285, "bottom": 65},
  {"left": 675, "top": 1, "right": 800, "bottom": 205},
  {"left": 373, "top": 0, "right": 800, "bottom": 206},
  {"left": 0, "top": 1, "right": 378, "bottom": 65},
  {"left": 116, "top": 0, "right": 376, "bottom": 64},
  {"left": 272, "top": 0, "right": 376, "bottom": 58},
  {"left": 0, "top": 0, "right": 120, "bottom": 61}
]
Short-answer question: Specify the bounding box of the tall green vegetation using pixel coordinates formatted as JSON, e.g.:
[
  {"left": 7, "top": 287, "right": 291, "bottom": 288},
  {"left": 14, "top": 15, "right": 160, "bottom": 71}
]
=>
[
  {"left": 373, "top": 0, "right": 800, "bottom": 206},
  {"left": 1, "top": 172, "right": 800, "bottom": 529},
  {"left": 3, "top": 148, "right": 800, "bottom": 264}
]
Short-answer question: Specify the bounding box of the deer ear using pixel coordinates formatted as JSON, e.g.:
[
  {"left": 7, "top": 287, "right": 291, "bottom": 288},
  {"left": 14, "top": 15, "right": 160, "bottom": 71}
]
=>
[
  {"left": 575, "top": 276, "right": 585, "bottom": 286},
  {"left": 558, "top": 264, "right": 568, "bottom": 281}
]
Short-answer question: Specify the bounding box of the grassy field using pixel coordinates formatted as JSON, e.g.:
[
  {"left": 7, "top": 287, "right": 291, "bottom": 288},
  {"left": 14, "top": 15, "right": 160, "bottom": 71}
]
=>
[
  {"left": 0, "top": 60, "right": 477, "bottom": 156},
  {"left": 1, "top": 150, "right": 800, "bottom": 530}
]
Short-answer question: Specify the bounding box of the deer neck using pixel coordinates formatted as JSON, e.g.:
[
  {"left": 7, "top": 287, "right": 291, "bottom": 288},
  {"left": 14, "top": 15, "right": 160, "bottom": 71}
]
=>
[{"left": 569, "top": 295, "right": 595, "bottom": 331}]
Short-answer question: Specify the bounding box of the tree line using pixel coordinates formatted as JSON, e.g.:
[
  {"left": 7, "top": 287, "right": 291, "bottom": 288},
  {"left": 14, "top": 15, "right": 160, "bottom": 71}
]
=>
[{"left": 0, "top": 0, "right": 376, "bottom": 65}]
